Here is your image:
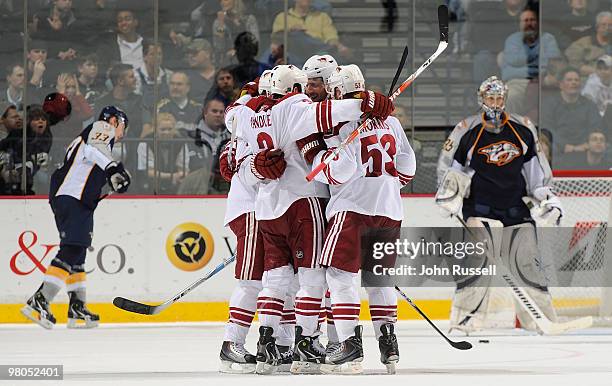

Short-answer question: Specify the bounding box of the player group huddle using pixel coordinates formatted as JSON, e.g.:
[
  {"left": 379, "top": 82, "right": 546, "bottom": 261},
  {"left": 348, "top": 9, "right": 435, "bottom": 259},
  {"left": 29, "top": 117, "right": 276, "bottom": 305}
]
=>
[{"left": 19, "top": 53, "right": 567, "bottom": 376}]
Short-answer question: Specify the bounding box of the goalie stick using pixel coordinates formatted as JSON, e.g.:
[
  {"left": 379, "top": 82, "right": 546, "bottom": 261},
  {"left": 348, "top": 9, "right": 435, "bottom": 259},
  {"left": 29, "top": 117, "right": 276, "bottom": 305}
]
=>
[
  {"left": 395, "top": 286, "right": 473, "bottom": 350},
  {"left": 306, "top": 4, "right": 449, "bottom": 182},
  {"left": 113, "top": 253, "right": 236, "bottom": 315},
  {"left": 454, "top": 216, "right": 593, "bottom": 334}
]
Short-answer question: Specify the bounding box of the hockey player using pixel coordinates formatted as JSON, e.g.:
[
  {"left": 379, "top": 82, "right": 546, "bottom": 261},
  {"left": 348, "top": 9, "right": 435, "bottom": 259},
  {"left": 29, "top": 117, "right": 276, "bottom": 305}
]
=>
[
  {"left": 218, "top": 72, "right": 296, "bottom": 373},
  {"left": 312, "top": 65, "right": 416, "bottom": 374},
  {"left": 237, "top": 64, "right": 393, "bottom": 374},
  {"left": 21, "top": 106, "right": 131, "bottom": 329},
  {"left": 436, "top": 76, "right": 563, "bottom": 333}
]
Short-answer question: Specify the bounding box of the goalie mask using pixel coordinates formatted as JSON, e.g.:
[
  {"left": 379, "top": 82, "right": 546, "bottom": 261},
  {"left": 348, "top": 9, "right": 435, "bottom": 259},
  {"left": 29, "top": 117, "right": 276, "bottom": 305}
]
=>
[
  {"left": 326, "top": 64, "right": 365, "bottom": 100},
  {"left": 270, "top": 65, "right": 307, "bottom": 96},
  {"left": 477, "top": 76, "right": 507, "bottom": 130}
]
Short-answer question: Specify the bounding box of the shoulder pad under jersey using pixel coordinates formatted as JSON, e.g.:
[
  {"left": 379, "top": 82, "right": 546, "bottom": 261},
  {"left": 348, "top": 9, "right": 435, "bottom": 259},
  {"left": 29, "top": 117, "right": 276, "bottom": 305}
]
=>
[{"left": 246, "top": 96, "right": 277, "bottom": 112}]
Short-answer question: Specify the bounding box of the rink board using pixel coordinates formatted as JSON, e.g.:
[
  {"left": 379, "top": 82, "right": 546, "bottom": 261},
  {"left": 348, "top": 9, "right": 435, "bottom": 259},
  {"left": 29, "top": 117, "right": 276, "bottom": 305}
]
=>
[{"left": 0, "top": 196, "right": 454, "bottom": 323}]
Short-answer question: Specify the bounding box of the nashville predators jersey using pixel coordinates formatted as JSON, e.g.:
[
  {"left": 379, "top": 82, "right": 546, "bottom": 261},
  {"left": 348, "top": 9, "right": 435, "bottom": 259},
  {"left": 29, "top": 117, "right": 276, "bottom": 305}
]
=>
[{"left": 50, "top": 121, "right": 116, "bottom": 209}]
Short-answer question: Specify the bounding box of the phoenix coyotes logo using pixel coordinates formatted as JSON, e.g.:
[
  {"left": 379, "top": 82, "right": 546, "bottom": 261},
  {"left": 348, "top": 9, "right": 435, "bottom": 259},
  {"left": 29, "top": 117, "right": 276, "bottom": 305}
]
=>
[{"left": 477, "top": 141, "right": 521, "bottom": 166}]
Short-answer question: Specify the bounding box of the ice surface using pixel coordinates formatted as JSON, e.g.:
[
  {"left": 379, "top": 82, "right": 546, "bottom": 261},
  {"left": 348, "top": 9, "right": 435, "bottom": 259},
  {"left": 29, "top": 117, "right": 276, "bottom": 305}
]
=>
[{"left": 1, "top": 321, "right": 611, "bottom": 386}]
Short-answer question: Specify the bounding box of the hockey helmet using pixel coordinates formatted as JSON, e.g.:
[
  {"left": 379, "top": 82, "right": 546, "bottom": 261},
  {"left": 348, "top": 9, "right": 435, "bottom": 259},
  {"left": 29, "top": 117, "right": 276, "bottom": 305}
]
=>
[
  {"left": 258, "top": 69, "right": 273, "bottom": 95},
  {"left": 42, "top": 92, "right": 72, "bottom": 125},
  {"left": 326, "top": 64, "right": 366, "bottom": 99},
  {"left": 99, "top": 105, "right": 129, "bottom": 129},
  {"left": 302, "top": 54, "right": 338, "bottom": 83},
  {"left": 270, "top": 65, "right": 307, "bottom": 96}
]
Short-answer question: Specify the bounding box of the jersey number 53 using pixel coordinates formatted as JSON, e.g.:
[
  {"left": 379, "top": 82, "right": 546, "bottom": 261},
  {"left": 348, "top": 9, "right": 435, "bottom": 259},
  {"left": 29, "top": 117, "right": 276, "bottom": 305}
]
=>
[{"left": 360, "top": 134, "right": 397, "bottom": 177}]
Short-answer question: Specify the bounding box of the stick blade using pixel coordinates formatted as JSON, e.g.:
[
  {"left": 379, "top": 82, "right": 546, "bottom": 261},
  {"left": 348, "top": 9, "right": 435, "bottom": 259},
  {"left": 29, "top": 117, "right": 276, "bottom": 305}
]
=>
[
  {"left": 450, "top": 340, "right": 473, "bottom": 350},
  {"left": 113, "top": 297, "right": 156, "bottom": 315},
  {"left": 546, "top": 316, "right": 593, "bottom": 335},
  {"left": 437, "top": 4, "right": 449, "bottom": 43}
]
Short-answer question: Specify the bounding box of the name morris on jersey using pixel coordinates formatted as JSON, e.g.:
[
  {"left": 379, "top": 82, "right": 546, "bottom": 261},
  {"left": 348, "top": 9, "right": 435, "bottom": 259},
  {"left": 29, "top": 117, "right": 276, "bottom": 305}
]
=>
[{"left": 477, "top": 140, "right": 522, "bottom": 166}]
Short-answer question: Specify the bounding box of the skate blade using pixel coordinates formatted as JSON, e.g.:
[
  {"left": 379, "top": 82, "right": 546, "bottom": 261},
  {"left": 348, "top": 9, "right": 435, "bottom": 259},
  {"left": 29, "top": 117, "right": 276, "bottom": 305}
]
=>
[
  {"left": 255, "top": 361, "right": 278, "bottom": 375},
  {"left": 219, "top": 360, "right": 256, "bottom": 374},
  {"left": 290, "top": 361, "right": 322, "bottom": 374},
  {"left": 384, "top": 361, "right": 398, "bottom": 374},
  {"left": 20, "top": 306, "right": 54, "bottom": 330},
  {"left": 320, "top": 360, "right": 363, "bottom": 375},
  {"left": 67, "top": 318, "right": 99, "bottom": 329}
]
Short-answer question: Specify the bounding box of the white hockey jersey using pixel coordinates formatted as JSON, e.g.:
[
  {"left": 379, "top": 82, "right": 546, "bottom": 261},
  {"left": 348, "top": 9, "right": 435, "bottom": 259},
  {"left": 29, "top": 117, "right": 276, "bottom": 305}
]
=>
[
  {"left": 223, "top": 96, "right": 258, "bottom": 226},
  {"left": 312, "top": 116, "right": 416, "bottom": 221},
  {"left": 238, "top": 93, "right": 366, "bottom": 220}
]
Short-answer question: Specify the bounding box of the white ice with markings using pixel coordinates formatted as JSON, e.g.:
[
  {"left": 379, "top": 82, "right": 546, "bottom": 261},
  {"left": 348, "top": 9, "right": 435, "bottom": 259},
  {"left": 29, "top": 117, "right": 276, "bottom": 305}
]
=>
[{"left": 1, "top": 321, "right": 611, "bottom": 386}]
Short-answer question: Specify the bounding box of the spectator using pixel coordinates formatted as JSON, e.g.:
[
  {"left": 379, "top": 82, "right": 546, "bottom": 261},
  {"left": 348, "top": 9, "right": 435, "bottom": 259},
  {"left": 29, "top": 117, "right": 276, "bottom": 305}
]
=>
[
  {"left": 32, "top": 0, "right": 80, "bottom": 61},
  {"left": 191, "top": 0, "right": 222, "bottom": 38},
  {"left": 231, "top": 31, "right": 271, "bottom": 87},
  {"left": 205, "top": 67, "right": 240, "bottom": 107},
  {"left": 26, "top": 104, "right": 53, "bottom": 194},
  {"left": 143, "top": 72, "right": 202, "bottom": 138},
  {"left": 0, "top": 104, "right": 51, "bottom": 195},
  {"left": 97, "top": 8, "right": 146, "bottom": 75},
  {"left": 260, "top": 32, "right": 290, "bottom": 67},
  {"left": 271, "top": 0, "right": 351, "bottom": 63},
  {"left": 565, "top": 11, "right": 612, "bottom": 77},
  {"left": 0, "top": 104, "right": 21, "bottom": 194},
  {"left": 212, "top": 0, "right": 260, "bottom": 67},
  {"left": 467, "top": 0, "right": 527, "bottom": 81},
  {"left": 541, "top": 67, "right": 602, "bottom": 159},
  {"left": 539, "top": 129, "right": 554, "bottom": 165},
  {"left": 194, "top": 97, "right": 228, "bottom": 160},
  {"left": 184, "top": 38, "right": 216, "bottom": 103},
  {"left": 500, "top": 8, "right": 561, "bottom": 116},
  {"left": 94, "top": 63, "right": 144, "bottom": 167},
  {"left": 560, "top": 129, "right": 611, "bottom": 169},
  {"left": 26, "top": 40, "right": 56, "bottom": 98},
  {"left": 1, "top": 64, "right": 25, "bottom": 111},
  {"left": 73, "top": 0, "right": 116, "bottom": 44},
  {"left": 137, "top": 112, "right": 190, "bottom": 194},
  {"left": 76, "top": 53, "right": 106, "bottom": 110},
  {"left": 135, "top": 41, "right": 171, "bottom": 111},
  {"left": 0, "top": 102, "right": 10, "bottom": 140},
  {"left": 582, "top": 54, "right": 612, "bottom": 115},
  {"left": 548, "top": 0, "right": 596, "bottom": 51},
  {"left": 54, "top": 72, "right": 94, "bottom": 131}
]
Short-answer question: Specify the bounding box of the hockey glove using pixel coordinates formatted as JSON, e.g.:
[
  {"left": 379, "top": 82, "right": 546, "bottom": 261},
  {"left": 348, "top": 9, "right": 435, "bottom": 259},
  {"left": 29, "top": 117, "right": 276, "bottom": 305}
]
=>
[
  {"left": 250, "top": 149, "right": 286, "bottom": 180},
  {"left": 105, "top": 161, "right": 131, "bottom": 193},
  {"left": 435, "top": 168, "right": 472, "bottom": 218},
  {"left": 219, "top": 141, "right": 235, "bottom": 182},
  {"left": 523, "top": 187, "right": 563, "bottom": 226},
  {"left": 360, "top": 90, "right": 394, "bottom": 120},
  {"left": 296, "top": 133, "right": 327, "bottom": 164},
  {"left": 239, "top": 77, "right": 260, "bottom": 97}
]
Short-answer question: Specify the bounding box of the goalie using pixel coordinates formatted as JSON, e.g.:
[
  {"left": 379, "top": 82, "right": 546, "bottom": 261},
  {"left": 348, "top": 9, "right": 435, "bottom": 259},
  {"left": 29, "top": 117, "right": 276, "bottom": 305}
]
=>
[{"left": 435, "top": 76, "right": 563, "bottom": 333}]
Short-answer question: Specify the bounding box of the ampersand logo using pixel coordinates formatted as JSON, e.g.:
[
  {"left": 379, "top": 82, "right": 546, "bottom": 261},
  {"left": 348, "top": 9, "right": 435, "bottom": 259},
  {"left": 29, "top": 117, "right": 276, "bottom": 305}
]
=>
[
  {"left": 165, "top": 223, "right": 214, "bottom": 272},
  {"left": 10, "top": 231, "right": 58, "bottom": 275}
]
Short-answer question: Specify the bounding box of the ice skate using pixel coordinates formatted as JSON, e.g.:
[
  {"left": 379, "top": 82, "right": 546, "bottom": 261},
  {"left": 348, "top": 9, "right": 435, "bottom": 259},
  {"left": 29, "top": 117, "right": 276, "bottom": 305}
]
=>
[
  {"left": 277, "top": 345, "right": 293, "bottom": 372},
  {"left": 321, "top": 325, "right": 363, "bottom": 374},
  {"left": 219, "top": 341, "right": 256, "bottom": 374},
  {"left": 255, "top": 326, "right": 280, "bottom": 374},
  {"left": 20, "top": 286, "right": 56, "bottom": 330},
  {"left": 67, "top": 291, "right": 99, "bottom": 329},
  {"left": 289, "top": 326, "right": 325, "bottom": 374},
  {"left": 379, "top": 323, "right": 400, "bottom": 374}
]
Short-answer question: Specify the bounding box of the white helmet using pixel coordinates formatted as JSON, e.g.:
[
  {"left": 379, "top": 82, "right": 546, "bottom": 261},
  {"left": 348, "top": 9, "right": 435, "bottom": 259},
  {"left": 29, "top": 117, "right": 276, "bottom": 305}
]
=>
[
  {"left": 325, "top": 64, "right": 366, "bottom": 99},
  {"left": 258, "top": 69, "right": 273, "bottom": 95},
  {"left": 302, "top": 54, "right": 338, "bottom": 83},
  {"left": 270, "top": 65, "right": 307, "bottom": 96}
]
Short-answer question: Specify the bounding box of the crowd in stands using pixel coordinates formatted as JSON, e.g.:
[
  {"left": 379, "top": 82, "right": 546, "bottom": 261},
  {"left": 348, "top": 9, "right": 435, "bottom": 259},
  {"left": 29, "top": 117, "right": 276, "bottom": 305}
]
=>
[{"left": 0, "top": 0, "right": 610, "bottom": 196}]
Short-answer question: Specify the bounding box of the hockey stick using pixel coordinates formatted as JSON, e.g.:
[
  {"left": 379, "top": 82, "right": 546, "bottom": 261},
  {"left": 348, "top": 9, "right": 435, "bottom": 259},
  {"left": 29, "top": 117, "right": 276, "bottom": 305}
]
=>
[
  {"left": 395, "top": 286, "right": 472, "bottom": 350},
  {"left": 388, "top": 46, "right": 409, "bottom": 97},
  {"left": 454, "top": 216, "right": 593, "bottom": 334},
  {"left": 113, "top": 253, "right": 236, "bottom": 315},
  {"left": 306, "top": 4, "right": 449, "bottom": 182}
]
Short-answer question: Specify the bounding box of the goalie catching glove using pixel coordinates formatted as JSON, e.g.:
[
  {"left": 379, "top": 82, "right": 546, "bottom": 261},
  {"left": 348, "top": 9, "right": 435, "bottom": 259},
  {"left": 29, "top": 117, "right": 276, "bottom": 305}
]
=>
[
  {"left": 105, "top": 161, "right": 131, "bottom": 193},
  {"left": 522, "top": 187, "right": 563, "bottom": 226},
  {"left": 435, "top": 168, "right": 472, "bottom": 217},
  {"left": 360, "top": 90, "right": 394, "bottom": 120},
  {"left": 250, "top": 148, "right": 286, "bottom": 180}
]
